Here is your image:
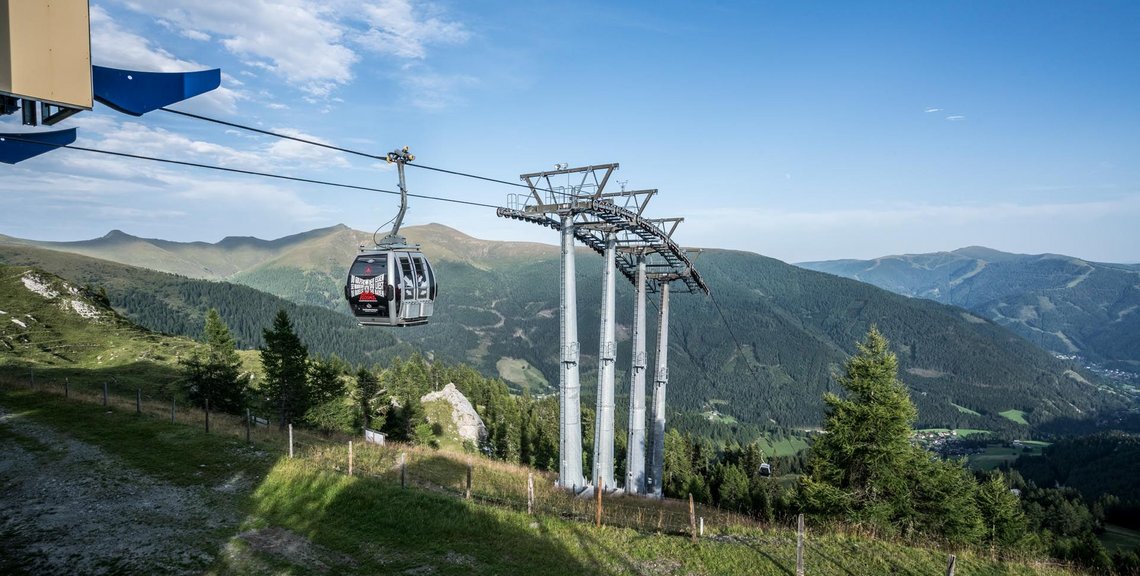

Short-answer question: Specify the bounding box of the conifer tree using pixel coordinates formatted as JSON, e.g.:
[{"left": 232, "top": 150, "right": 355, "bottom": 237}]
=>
[
  {"left": 798, "top": 326, "right": 989, "bottom": 542},
  {"left": 355, "top": 367, "right": 383, "bottom": 429},
  {"left": 181, "top": 308, "right": 246, "bottom": 413},
  {"left": 260, "top": 309, "right": 309, "bottom": 429},
  {"left": 800, "top": 326, "right": 917, "bottom": 517}
]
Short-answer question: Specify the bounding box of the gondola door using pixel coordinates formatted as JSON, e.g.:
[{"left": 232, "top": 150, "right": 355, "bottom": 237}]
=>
[{"left": 394, "top": 252, "right": 430, "bottom": 326}]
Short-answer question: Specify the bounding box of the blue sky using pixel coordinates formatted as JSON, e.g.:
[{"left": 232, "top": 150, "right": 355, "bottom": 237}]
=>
[{"left": 2, "top": 1, "right": 1138, "bottom": 263}]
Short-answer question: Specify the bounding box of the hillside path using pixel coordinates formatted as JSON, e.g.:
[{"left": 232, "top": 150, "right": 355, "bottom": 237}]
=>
[{"left": 0, "top": 405, "right": 236, "bottom": 575}]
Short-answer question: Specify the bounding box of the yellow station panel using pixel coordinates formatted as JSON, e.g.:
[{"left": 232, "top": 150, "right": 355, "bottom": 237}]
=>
[{"left": 0, "top": 0, "right": 93, "bottom": 109}]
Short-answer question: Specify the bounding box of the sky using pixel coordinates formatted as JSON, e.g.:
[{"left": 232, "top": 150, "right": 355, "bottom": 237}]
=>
[{"left": 2, "top": 0, "right": 1139, "bottom": 263}]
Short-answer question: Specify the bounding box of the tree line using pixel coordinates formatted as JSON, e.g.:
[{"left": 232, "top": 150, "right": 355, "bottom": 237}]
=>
[{"left": 180, "top": 310, "right": 1139, "bottom": 574}]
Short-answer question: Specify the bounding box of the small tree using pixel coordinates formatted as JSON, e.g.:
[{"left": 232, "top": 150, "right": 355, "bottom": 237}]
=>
[
  {"left": 355, "top": 367, "right": 383, "bottom": 429},
  {"left": 976, "top": 471, "right": 1028, "bottom": 548},
  {"left": 260, "top": 310, "right": 309, "bottom": 429},
  {"left": 181, "top": 309, "right": 245, "bottom": 413}
]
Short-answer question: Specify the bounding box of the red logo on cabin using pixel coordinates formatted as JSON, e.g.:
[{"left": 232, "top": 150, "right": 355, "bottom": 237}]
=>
[{"left": 359, "top": 291, "right": 378, "bottom": 302}]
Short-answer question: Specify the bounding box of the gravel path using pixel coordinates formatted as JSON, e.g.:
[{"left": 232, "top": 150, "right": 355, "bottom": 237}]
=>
[{"left": 0, "top": 406, "right": 237, "bottom": 575}]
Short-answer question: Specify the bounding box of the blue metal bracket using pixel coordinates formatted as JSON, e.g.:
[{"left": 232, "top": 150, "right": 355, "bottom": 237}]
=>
[
  {"left": 92, "top": 65, "right": 221, "bottom": 116},
  {"left": 0, "top": 129, "right": 77, "bottom": 164}
]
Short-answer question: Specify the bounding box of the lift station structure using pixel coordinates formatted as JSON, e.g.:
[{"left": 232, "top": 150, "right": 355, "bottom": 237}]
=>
[{"left": 498, "top": 164, "right": 708, "bottom": 497}]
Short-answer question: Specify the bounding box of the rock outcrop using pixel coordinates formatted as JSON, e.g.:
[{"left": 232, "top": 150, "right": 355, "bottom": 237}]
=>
[{"left": 420, "top": 383, "right": 487, "bottom": 445}]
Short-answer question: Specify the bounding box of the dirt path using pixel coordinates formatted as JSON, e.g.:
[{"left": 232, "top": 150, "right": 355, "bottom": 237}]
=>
[{"left": 0, "top": 405, "right": 236, "bottom": 575}]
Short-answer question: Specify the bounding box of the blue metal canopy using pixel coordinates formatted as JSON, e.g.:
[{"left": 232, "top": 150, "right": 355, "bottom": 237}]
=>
[
  {"left": 0, "top": 129, "right": 77, "bottom": 164},
  {"left": 92, "top": 66, "right": 221, "bottom": 116}
]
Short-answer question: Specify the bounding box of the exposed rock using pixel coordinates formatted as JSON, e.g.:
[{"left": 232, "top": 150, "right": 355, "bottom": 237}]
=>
[{"left": 420, "top": 383, "right": 486, "bottom": 444}]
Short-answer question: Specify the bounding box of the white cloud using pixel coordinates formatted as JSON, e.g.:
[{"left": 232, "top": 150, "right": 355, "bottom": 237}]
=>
[
  {"left": 264, "top": 128, "right": 351, "bottom": 168},
  {"left": 400, "top": 70, "right": 478, "bottom": 110},
  {"left": 90, "top": 5, "right": 242, "bottom": 114},
  {"left": 357, "top": 0, "right": 470, "bottom": 59},
  {"left": 924, "top": 107, "right": 942, "bottom": 113},
  {"left": 112, "top": 0, "right": 470, "bottom": 100},
  {"left": 116, "top": 0, "right": 358, "bottom": 96},
  {"left": 946, "top": 115, "right": 965, "bottom": 121}
]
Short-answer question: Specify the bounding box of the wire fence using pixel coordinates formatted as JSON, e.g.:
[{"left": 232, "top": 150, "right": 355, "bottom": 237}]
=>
[
  {"left": 0, "top": 373, "right": 1086, "bottom": 575},
  {"left": 1, "top": 371, "right": 762, "bottom": 537}
]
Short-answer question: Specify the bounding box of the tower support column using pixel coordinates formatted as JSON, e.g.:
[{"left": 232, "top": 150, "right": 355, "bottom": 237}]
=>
[
  {"left": 592, "top": 232, "right": 617, "bottom": 490},
  {"left": 625, "top": 255, "right": 648, "bottom": 494},
  {"left": 648, "top": 282, "right": 670, "bottom": 498},
  {"left": 559, "top": 215, "right": 584, "bottom": 490}
]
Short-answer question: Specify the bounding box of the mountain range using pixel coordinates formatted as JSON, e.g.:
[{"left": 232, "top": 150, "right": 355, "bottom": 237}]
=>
[
  {"left": 797, "top": 247, "right": 1140, "bottom": 377},
  {"left": 1, "top": 225, "right": 1130, "bottom": 436}
]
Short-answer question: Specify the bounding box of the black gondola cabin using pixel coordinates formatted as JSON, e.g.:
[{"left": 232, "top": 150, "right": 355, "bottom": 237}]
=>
[{"left": 345, "top": 249, "right": 436, "bottom": 327}]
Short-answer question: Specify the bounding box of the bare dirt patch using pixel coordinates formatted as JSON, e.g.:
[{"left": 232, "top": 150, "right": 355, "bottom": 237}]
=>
[{"left": 0, "top": 406, "right": 235, "bottom": 575}]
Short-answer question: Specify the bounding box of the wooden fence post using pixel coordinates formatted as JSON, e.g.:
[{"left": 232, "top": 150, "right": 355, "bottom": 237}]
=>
[
  {"left": 205, "top": 398, "right": 210, "bottom": 433},
  {"left": 689, "top": 494, "right": 697, "bottom": 544},
  {"left": 700, "top": 517, "right": 704, "bottom": 537},
  {"left": 348, "top": 441, "right": 354, "bottom": 476},
  {"left": 245, "top": 408, "right": 251, "bottom": 443},
  {"left": 400, "top": 452, "right": 406, "bottom": 488},
  {"left": 288, "top": 424, "right": 294, "bottom": 458},
  {"left": 64, "top": 377, "right": 69, "bottom": 398},
  {"left": 527, "top": 473, "right": 534, "bottom": 515},
  {"left": 171, "top": 397, "right": 176, "bottom": 423},
  {"left": 136, "top": 389, "right": 141, "bottom": 414},
  {"left": 465, "top": 464, "right": 472, "bottom": 500},
  {"left": 796, "top": 513, "right": 805, "bottom": 576},
  {"left": 103, "top": 381, "right": 108, "bottom": 406},
  {"left": 946, "top": 554, "right": 956, "bottom": 576}
]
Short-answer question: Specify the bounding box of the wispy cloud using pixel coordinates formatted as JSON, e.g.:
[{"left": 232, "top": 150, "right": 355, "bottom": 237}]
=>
[
  {"left": 946, "top": 115, "right": 965, "bottom": 121},
  {"left": 924, "top": 107, "right": 942, "bottom": 113},
  {"left": 90, "top": 5, "right": 242, "bottom": 114},
  {"left": 111, "top": 0, "right": 471, "bottom": 102},
  {"left": 356, "top": 0, "right": 470, "bottom": 59},
  {"left": 400, "top": 69, "right": 478, "bottom": 110}
]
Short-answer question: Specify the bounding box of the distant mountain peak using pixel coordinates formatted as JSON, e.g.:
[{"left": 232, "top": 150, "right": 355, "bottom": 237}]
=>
[
  {"left": 950, "top": 246, "right": 1023, "bottom": 262},
  {"left": 102, "top": 229, "right": 137, "bottom": 241}
]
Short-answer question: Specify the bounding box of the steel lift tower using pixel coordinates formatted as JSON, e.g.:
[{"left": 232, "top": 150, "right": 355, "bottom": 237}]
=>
[{"left": 499, "top": 164, "right": 708, "bottom": 496}]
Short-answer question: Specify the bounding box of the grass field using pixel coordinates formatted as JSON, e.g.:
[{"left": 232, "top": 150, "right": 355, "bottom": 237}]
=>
[
  {"left": 1101, "top": 524, "right": 1140, "bottom": 553},
  {"left": 0, "top": 385, "right": 1080, "bottom": 575},
  {"left": 495, "top": 357, "right": 552, "bottom": 394},
  {"left": 951, "top": 403, "right": 982, "bottom": 416},
  {"left": 999, "top": 409, "right": 1029, "bottom": 425},
  {"left": 968, "top": 443, "right": 1045, "bottom": 471}
]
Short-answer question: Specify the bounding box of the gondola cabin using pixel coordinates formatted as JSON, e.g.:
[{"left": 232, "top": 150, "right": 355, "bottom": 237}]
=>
[
  {"left": 759, "top": 462, "right": 772, "bottom": 478},
  {"left": 344, "top": 249, "right": 436, "bottom": 327}
]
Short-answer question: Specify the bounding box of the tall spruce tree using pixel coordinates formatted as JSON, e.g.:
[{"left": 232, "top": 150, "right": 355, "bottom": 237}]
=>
[
  {"left": 181, "top": 308, "right": 246, "bottom": 413},
  {"left": 800, "top": 327, "right": 917, "bottom": 516},
  {"left": 260, "top": 309, "right": 310, "bottom": 429},
  {"left": 799, "top": 326, "right": 984, "bottom": 542}
]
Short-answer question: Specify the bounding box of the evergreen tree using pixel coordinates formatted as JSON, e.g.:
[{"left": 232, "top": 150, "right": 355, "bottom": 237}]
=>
[
  {"left": 799, "top": 326, "right": 917, "bottom": 519},
  {"left": 180, "top": 308, "right": 246, "bottom": 413},
  {"left": 354, "top": 367, "right": 383, "bottom": 429},
  {"left": 798, "top": 326, "right": 984, "bottom": 543},
  {"left": 976, "top": 471, "right": 1028, "bottom": 548},
  {"left": 260, "top": 309, "right": 310, "bottom": 429}
]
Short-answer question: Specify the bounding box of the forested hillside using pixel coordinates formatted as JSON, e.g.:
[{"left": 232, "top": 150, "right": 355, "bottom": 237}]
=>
[
  {"left": 798, "top": 247, "right": 1140, "bottom": 374},
  {"left": 2, "top": 227, "right": 1125, "bottom": 435}
]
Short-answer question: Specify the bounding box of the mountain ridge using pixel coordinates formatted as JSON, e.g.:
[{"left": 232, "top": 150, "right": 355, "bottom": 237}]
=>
[
  {"left": 2, "top": 229, "right": 1126, "bottom": 435},
  {"left": 798, "top": 247, "right": 1140, "bottom": 374}
]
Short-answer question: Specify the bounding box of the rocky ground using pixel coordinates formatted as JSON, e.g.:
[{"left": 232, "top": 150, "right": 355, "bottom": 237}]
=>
[{"left": 0, "top": 405, "right": 233, "bottom": 575}]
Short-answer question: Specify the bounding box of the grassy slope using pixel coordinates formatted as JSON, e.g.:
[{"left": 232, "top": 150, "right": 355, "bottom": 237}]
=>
[{"left": 0, "top": 388, "right": 1076, "bottom": 576}]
